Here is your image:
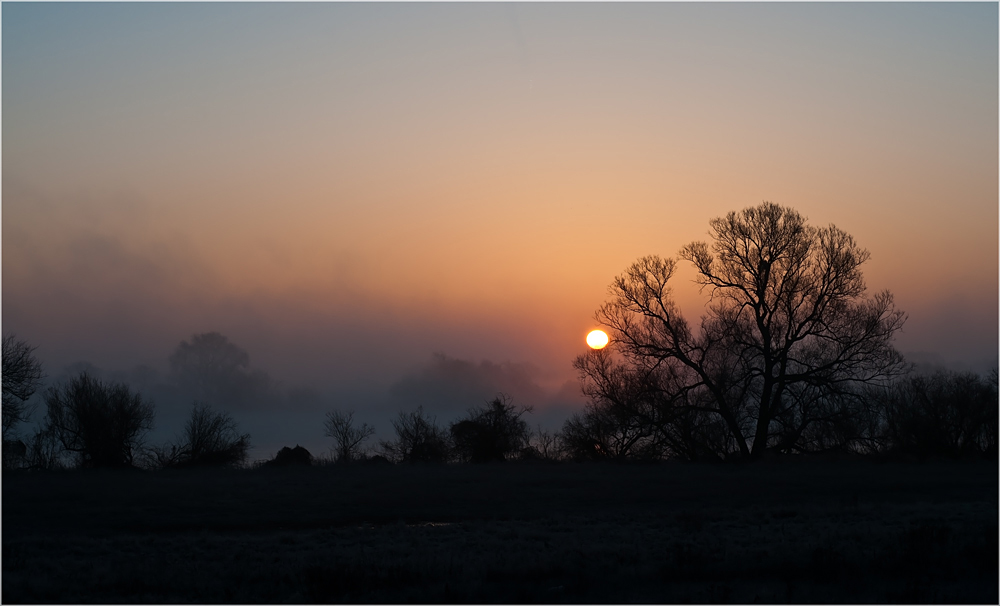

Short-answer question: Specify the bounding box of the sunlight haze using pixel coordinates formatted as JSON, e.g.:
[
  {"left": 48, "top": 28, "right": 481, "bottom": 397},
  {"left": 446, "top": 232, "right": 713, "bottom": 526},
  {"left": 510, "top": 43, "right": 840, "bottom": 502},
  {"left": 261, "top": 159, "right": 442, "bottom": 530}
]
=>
[{"left": 3, "top": 2, "right": 997, "bottom": 457}]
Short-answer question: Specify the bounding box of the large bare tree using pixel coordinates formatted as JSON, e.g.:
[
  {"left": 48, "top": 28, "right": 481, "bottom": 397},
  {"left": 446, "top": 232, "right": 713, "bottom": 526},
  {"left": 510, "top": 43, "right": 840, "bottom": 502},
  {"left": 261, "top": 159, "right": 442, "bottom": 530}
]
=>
[{"left": 576, "top": 202, "right": 907, "bottom": 459}]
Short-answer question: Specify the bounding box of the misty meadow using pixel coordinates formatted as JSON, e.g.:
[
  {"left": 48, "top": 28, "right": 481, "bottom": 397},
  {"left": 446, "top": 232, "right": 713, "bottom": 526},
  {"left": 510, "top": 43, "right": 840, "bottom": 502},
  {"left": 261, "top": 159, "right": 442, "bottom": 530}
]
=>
[{"left": 3, "top": 2, "right": 998, "bottom": 605}]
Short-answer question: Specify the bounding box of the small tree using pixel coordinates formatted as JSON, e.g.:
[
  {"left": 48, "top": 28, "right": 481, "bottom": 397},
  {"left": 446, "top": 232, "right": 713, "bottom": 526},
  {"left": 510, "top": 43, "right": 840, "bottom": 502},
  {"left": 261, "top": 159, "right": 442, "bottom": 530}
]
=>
[
  {"left": 450, "top": 394, "right": 532, "bottom": 462},
  {"left": 324, "top": 409, "right": 375, "bottom": 463},
  {"left": 44, "top": 373, "right": 155, "bottom": 468},
  {"left": 523, "top": 424, "right": 559, "bottom": 461},
  {"left": 2, "top": 334, "right": 44, "bottom": 442},
  {"left": 379, "top": 406, "right": 450, "bottom": 463},
  {"left": 149, "top": 404, "right": 250, "bottom": 469},
  {"left": 181, "top": 403, "right": 250, "bottom": 467}
]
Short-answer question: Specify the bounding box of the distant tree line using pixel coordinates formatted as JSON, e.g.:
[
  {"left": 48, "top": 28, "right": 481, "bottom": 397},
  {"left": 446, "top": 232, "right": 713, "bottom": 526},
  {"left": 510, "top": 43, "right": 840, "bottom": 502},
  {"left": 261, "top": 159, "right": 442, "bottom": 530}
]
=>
[
  {"left": 561, "top": 367, "right": 997, "bottom": 461},
  {"left": 1, "top": 205, "right": 996, "bottom": 470},
  {"left": 2, "top": 330, "right": 996, "bottom": 471},
  {"left": 2, "top": 333, "right": 255, "bottom": 471}
]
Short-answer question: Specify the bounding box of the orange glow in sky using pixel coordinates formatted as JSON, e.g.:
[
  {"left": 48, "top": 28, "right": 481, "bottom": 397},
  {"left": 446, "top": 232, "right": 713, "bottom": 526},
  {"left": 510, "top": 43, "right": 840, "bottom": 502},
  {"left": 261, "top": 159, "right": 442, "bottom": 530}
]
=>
[{"left": 2, "top": 3, "right": 996, "bottom": 445}]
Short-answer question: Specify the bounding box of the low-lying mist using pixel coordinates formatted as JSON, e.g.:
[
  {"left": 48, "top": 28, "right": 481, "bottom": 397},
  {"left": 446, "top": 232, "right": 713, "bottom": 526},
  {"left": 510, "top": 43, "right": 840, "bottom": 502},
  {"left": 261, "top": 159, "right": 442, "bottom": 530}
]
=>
[{"left": 14, "top": 332, "right": 586, "bottom": 463}]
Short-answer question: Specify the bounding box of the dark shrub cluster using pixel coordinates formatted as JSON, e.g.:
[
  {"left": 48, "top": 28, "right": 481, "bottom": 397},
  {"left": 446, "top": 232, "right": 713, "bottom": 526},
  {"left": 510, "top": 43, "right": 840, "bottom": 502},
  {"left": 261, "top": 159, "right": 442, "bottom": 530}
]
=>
[
  {"left": 879, "top": 371, "right": 997, "bottom": 458},
  {"left": 153, "top": 403, "right": 251, "bottom": 469},
  {"left": 450, "top": 395, "right": 531, "bottom": 463},
  {"left": 562, "top": 369, "right": 998, "bottom": 461},
  {"left": 378, "top": 407, "right": 451, "bottom": 463},
  {"left": 265, "top": 445, "right": 314, "bottom": 467}
]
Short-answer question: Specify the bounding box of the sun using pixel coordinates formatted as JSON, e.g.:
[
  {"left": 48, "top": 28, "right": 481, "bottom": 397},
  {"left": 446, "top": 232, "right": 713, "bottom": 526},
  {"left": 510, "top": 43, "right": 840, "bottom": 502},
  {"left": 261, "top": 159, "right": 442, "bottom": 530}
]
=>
[{"left": 586, "top": 329, "right": 609, "bottom": 349}]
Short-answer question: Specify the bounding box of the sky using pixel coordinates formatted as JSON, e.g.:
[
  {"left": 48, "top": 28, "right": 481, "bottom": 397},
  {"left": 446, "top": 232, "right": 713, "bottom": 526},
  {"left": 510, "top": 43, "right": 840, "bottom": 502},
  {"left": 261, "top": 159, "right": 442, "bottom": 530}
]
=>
[{"left": 3, "top": 3, "right": 997, "bottom": 459}]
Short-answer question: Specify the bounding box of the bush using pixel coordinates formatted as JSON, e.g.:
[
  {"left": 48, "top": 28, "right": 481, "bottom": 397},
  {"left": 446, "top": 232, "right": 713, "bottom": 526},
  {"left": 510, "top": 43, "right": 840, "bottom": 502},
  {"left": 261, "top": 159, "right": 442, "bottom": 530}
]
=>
[
  {"left": 24, "top": 425, "right": 65, "bottom": 470},
  {"left": 379, "top": 407, "right": 450, "bottom": 463},
  {"left": 450, "top": 395, "right": 531, "bottom": 463},
  {"left": 153, "top": 403, "right": 251, "bottom": 469},
  {"left": 881, "top": 371, "right": 998, "bottom": 457},
  {"left": 559, "top": 402, "right": 666, "bottom": 462},
  {"left": 521, "top": 425, "right": 560, "bottom": 461},
  {"left": 265, "top": 445, "right": 313, "bottom": 467},
  {"left": 324, "top": 409, "right": 375, "bottom": 463}
]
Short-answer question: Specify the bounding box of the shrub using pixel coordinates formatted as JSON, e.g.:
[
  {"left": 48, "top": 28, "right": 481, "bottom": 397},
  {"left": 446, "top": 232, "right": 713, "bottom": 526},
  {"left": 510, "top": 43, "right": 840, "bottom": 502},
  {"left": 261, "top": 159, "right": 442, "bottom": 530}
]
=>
[
  {"left": 152, "top": 403, "right": 251, "bottom": 469},
  {"left": 449, "top": 395, "right": 531, "bottom": 463},
  {"left": 324, "top": 409, "right": 375, "bottom": 463},
  {"left": 379, "top": 407, "right": 450, "bottom": 463},
  {"left": 881, "top": 371, "right": 998, "bottom": 457},
  {"left": 266, "top": 445, "right": 313, "bottom": 467}
]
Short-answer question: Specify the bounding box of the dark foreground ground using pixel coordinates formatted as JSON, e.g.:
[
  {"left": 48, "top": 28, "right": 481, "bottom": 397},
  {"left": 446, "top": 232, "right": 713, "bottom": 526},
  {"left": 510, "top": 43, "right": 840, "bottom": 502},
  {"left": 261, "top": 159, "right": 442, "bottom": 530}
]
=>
[{"left": 3, "top": 459, "right": 997, "bottom": 603}]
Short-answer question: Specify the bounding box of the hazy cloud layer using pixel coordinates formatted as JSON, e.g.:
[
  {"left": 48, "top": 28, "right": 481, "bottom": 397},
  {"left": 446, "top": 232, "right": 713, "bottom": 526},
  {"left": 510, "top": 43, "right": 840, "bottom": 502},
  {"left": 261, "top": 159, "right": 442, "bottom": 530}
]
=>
[{"left": 386, "top": 353, "right": 584, "bottom": 423}]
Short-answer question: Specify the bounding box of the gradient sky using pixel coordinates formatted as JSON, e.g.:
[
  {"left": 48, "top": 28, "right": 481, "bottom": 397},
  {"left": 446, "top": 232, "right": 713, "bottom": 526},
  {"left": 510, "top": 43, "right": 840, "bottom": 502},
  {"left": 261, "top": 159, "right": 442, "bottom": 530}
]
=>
[{"left": 3, "top": 3, "right": 997, "bottom": 457}]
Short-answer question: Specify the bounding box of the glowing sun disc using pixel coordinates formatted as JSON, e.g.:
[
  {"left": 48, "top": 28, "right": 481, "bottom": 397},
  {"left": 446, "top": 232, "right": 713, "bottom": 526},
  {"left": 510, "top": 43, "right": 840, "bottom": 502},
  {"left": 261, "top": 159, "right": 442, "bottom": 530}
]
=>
[{"left": 586, "top": 330, "right": 609, "bottom": 349}]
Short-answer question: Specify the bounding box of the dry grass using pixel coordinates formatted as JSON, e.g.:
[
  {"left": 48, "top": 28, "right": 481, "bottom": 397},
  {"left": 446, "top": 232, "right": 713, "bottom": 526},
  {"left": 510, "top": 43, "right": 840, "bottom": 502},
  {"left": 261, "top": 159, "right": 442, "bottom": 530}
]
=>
[{"left": 3, "top": 459, "right": 997, "bottom": 603}]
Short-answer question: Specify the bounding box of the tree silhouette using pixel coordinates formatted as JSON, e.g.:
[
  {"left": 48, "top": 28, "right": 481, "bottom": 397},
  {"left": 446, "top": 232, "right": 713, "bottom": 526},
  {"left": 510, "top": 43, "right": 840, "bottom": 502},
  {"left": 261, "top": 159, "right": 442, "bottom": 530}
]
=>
[
  {"left": 169, "top": 332, "right": 271, "bottom": 410},
  {"left": 379, "top": 406, "right": 450, "bottom": 463},
  {"left": 577, "top": 202, "right": 907, "bottom": 460},
  {"left": 324, "top": 409, "right": 375, "bottom": 463},
  {"left": 450, "top": 394, "right": 532, "bottom": 462},
  {"left": 266, "top": 445, "right": 313, "bottom": 467},
  {"left": 879, "top": 370, "right": 998, "bottom": 457},
  {"left": 2, "top": 334, "right": 44, "bottom": 442},
  {"left": 43, "top": 373, "right": 155, "bottom": 468},
  {"left": 153, "top": 403, "right": 250, "bottom": 468},
  {"left": 523, "top": 424, "right": 560, "bottom": 461},
  {"left": 563, "top": 351, "right": 731, "bottom": 461},
  {"left": 23, "top": 424, "right": 64, "bottom": 470}
]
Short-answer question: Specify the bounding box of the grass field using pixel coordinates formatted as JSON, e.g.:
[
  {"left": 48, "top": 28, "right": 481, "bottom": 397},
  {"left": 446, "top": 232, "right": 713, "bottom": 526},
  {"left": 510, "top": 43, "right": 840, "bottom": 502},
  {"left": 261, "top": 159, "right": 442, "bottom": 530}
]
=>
[{"left": 3, "top": 459, "right": 997, "bottom": 603}]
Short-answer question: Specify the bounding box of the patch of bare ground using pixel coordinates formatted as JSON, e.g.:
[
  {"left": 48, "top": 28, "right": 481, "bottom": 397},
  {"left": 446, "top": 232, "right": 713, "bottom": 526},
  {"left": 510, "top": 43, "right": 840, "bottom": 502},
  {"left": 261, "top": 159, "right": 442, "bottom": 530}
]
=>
[{"left": 3, "top": 459, "right": 996, "bottom": 603}]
